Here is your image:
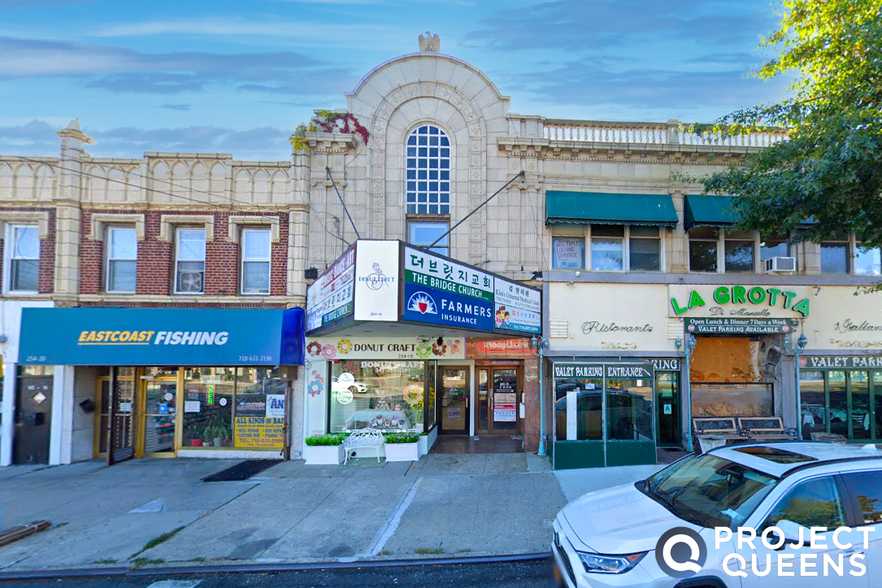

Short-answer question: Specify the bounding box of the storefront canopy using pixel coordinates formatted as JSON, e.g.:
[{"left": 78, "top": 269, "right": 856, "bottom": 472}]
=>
[
  {"left": 545, "top": 191, "right": 679, "bottom": 227},
  {"left": 18, "top": 307, "right": 305, "bottom": 366},
  {"left": 684, "top": 194, "right": 737, "bottom": 231}
]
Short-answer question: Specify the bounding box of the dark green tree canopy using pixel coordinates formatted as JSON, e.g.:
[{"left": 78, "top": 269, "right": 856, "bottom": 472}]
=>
[{"left": 696, "top": 0, "right": 882, "bottom": 248}]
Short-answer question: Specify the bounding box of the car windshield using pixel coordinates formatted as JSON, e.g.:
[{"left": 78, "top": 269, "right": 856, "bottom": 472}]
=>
[{"left": 641, "top": 453, "right": 778, "bottom": 529}]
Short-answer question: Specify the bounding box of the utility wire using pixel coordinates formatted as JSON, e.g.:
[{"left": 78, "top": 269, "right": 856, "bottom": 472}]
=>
[
  {"left": 8, "top": 154, "right": 352, "bottom": 256},
  {"left": 325, "top": 166, "right": 361, "bottom": 240}
]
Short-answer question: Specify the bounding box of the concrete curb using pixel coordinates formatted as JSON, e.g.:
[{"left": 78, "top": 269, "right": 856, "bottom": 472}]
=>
[{"left": 0, "top": 552, "right": 553, "bottom": 581}]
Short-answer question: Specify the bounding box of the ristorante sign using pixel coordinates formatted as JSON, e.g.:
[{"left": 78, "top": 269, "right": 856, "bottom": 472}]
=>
[{"left": 668, "top": 285, "right": 810, "bottom": 319}]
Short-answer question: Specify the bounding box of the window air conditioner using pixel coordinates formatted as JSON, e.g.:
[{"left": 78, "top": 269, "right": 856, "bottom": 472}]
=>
[
  {"left": 178, "top": 271, "right": 204, "bottom": 293},
  {"left": 765, "top": 256, "right": 796, "bottom": 273}
]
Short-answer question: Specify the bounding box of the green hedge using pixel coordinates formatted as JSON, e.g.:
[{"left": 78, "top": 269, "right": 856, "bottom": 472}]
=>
[
  {"left": 304, "top": 434, "right": 346, "bottom": 446},
  {"left": 383, "top": 433, "right": 420, "bottom": 444}
]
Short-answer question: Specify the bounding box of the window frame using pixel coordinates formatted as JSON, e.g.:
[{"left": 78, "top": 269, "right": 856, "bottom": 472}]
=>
[
  {"left": 550, "top": 225, "right": 664, "bottom": 272},
  {"left": 407, "top": 219, "right": 450, "bottom": 257},
  {"left": 173, "top": 227, "right": 206, "bottom": 295},
  {"left": 689, "top": 228, "right": 762, "bottom": 273},
  {"left": 105, "top": 225, "right": 138, "bottom": 294},
  {"left": 240, "top": 227, "right": 271, "bottom": 296},
  {"left": 4, "top": 223, "right": 40, "bottom": 294},
  {"left": 405, "top": 124, "right": 451, "bottom": 216},
  {"left": 853, "top": 240, "right": 881, "bottom": 276},
  {"left": 756, "top": 474, "right": 848, "bottom": 532}
]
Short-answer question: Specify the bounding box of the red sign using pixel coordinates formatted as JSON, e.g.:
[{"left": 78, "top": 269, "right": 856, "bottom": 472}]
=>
[{"left": 467, "top": 338, "right": 531, "bottom": 357}]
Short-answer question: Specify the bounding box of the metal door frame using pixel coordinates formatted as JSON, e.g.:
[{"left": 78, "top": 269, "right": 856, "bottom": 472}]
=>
[
  {"left": 438, "top": 365, "right": 470, "bottom": 435},
  {"left": 475, "top": 365, "right": 522, "bottom": 436}
]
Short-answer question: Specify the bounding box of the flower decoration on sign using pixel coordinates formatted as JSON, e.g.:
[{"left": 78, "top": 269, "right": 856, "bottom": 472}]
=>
[
  {"left": 308, "top": 369, "right": 325, "bottom": 397},
  {"left": 321, "top": 344, "right": 337, "bottom": 360},
  {"left": 432, "top": 341, "right": 447, "bottom": 356},
  {"left": 337, "top": 339, "right": 353, "bottom": 354},
  {"left": 415, "top": 343, "right": 432, "bottom": 358},
  {"left": 450, "top": 339, "right": 462, "bottom": 355},
  {"left": 306, "top": 341, "right": 322, "bottom": 357},
  {"left": 404, "top": 384, "right": 423, "bottom": 406},
  {"left": 289, "top": 110, "right": 370, "bottom": 151}
]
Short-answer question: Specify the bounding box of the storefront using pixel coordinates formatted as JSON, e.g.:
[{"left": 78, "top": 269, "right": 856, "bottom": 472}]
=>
[
  {"left": 303, "top": 240, "right": 542, "bottom": 456},
  {"left": 17, "top": 307, "right": 304, "bottom": 463}
]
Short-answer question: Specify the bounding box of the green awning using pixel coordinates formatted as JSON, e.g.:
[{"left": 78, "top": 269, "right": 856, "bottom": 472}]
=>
[
  {"left": 545, "top": 191, "right": 679, "bottom": 226},
  {"left": 684, "top": 195, "right": 737, "bottom": 231}
]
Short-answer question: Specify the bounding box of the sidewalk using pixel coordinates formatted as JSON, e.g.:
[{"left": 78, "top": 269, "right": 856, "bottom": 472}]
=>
[{"left": 0, "top": 454, "right": 660, "bottom": 573}]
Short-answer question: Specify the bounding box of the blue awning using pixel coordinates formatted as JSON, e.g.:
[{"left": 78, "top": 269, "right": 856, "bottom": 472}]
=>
[{"left": 18, "top": 307, "right": 305, "bottom": 366}]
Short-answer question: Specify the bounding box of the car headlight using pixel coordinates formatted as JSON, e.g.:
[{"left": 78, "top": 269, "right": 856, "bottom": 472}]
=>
[{"left": 577, "top": 551, "right": 647, "bottom": 574}]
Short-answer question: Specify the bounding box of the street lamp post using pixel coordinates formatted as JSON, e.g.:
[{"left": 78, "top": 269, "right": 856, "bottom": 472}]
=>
[
  {"left": 530, "top": 335, "right": 550, "bottom": 458},
  {"left": 678, "top": 334, "right": 697, "bottom": 452},
  {"left": 787, "top": 332, "right": 809, "bottom": 439}
]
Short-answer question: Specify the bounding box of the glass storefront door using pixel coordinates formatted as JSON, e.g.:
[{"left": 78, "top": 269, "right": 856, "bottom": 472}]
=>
[
  {"left": 655, "top": 372, "right": 680, "bottom": 446},
  {"left": 476, "top": 367, "right": 520, "bottom": 435},
  {"left": 439, "top": 367, "right": 469, "bottom": 434},
  {"left": 140, "top": 379, "right": 177, "bottom": 455}
]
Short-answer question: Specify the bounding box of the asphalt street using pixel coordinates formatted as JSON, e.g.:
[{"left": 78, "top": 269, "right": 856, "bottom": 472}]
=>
[{"left": 0, "top": 560, "right": 557, "bottom": 588}]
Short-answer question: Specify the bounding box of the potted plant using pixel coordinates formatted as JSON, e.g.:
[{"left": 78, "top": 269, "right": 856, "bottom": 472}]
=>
[
  {"left": 383, "top": 432, "right": 420, "bottom": 462},
  {"left": 304, "top": 434, "right": 346, "bottom": 465}
]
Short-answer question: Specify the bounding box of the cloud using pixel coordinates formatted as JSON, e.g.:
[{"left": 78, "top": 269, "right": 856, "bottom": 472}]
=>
[
  {"left": 505, "top": 60, "right": 788, "bottom": 115},
  {"left": 0, "top": 35, "right": 356, "bottom": 96},
  {"left": 160, "top": 104, "right": 192, "bottom": 111},
  {"left": 464, "top": 0, "right": 774, "bottom": 52}
]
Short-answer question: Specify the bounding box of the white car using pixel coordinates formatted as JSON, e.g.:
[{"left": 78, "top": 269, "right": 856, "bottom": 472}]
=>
[
  {"left": 331, "top": 379, "right": 368, "bottom": 395},
  {"left": 553, "top": 442, "right": 882, "bottom": 588}
]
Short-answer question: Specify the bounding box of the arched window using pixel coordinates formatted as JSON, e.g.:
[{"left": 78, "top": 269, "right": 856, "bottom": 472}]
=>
[{"left": 405, "top": 124, "right": 450, "bottom": 215}]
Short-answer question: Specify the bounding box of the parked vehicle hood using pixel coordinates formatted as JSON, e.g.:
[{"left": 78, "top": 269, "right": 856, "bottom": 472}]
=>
[{"left": 561, "top": 483, "right": 699, "bottom": 554}]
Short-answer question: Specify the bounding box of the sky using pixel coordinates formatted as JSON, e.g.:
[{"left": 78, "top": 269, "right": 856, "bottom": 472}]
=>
[{"left": 0, "top": 0, "right": 790, "bottom": 162}]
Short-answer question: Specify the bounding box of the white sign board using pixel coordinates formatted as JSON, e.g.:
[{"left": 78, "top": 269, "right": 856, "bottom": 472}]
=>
[
  {"left": 306, "top": 247, "right": 355, "bottom": 331},
  {"left": 353, "top": 240, "right": 400, "bottom": 321},
  {"left": 566, "top": 390, "right": 578, "bottom": 440},
  {"left": 305, "top": 336, "right": 467, "bottom": 361},
  {"left": 184, "top": 400, "right": 201, "bottom": 413},
  {"left": 494, "top": 276, "right": 541, "bottom": 334},
  {"left": 265, "top": 394, "right": 286, "bottom": 419}
]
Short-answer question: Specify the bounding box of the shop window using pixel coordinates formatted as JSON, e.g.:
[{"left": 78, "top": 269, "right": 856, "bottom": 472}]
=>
[
  {"left": 591, "top": 225, "right": 624, "bottom": 271},
  {"left": 606, "top": 377, "right": 653, "bottom": 441},
  {"left": 174, "top": 228, "right": 205, "bottom": 295},
  {"left": 105, "top": 226, "right": 137, "bottom": 293},
  {"left": 329, "top": 360, "right": 426, "bottom": 433},
  {"left": 6, "top": 224, "right": 39, "bottom": 293},
  {"left": 828, "top": 371, "right": 847, "bottom": 436},
  {"left": 405, "top": 124, "right": 451, "bottom": 216},
  {"left": 855, "top": 244, "right": 881, "bottom": 276},
  {"left": 689, "top": 227, "right": 719, "bottom": 272},
  {"left": 724, "top": 230, "right": 755, "bottom": 273},
  {"left": 241, "top": 228, "right": 271, "bottom": 295},
  {"left": 821, "top": 237, "right": 849, "bottom": 274},
  {"left": 628, "top": 226, "right": 661, "bottom": 271},
  {"left": 554, "top": 378, "right": 603, "bottom": 441},
  {"left": 760, "top": 236, "right": 790, "bottom": 261},
  {"left": 552, "top": 237, "right": 584, "bottom": 269},
  {"left": 408, "top": 221, "right": 449, "bottom": 257},
  {"left": 180, "top": 367, "right": 284, "bottom": 449},
  {"left": 799, "top": 370, "right": 826, "bottom": 434}
]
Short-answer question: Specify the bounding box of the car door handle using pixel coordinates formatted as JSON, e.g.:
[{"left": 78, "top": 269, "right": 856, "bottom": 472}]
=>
[{"left": 844, "top": 549, "right": 865, "bottom": 556}]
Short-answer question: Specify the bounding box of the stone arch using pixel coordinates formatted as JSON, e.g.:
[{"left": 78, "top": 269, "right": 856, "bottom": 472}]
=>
[{"left": 369, "top": 81, "right": 487, "bottom": 263}]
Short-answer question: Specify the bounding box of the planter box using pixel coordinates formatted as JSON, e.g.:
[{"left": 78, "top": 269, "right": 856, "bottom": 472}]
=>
[
  {"left": 305, "top": 444, "right": 344, "bottom": 465},
  {"left": 384, "top": 442, "right": 419, "bottom": 462}
]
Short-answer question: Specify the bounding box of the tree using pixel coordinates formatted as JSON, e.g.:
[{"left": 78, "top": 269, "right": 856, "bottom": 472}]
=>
[{"left": 695, "top": 0, "right": 882, "bottom": 251}]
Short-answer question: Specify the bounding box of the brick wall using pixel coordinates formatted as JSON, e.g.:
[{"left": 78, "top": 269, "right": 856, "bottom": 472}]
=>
[{"left": 79, "top": 209, "right": 290, "bottom": 298}]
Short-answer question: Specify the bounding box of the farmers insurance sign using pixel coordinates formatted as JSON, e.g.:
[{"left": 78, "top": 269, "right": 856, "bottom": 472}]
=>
[
  {"left": 668, "top": 285, "right": 810, "bottom": 319},
  {"left": 402, "top": 245, "right": 496, "bottom": 331}
]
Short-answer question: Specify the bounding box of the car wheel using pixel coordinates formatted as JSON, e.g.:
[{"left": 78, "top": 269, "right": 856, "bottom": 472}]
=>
[{"left": 349, "top": 385, "right": 359, "bottom": 394}]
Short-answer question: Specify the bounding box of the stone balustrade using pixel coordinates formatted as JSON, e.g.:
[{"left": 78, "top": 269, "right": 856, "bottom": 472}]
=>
[{"left": 506, "top": 116, "right": 789, "bottom": 148}]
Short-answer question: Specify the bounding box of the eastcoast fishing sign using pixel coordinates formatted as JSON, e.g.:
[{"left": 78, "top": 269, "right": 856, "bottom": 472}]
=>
[{"left": 668, "top": 285, "right": 810, "bottom": 319}]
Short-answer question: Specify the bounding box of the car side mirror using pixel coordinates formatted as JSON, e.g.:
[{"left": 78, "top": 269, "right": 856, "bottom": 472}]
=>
[{"left": 774, "top": 520, "right": 807, "bottom": 547}]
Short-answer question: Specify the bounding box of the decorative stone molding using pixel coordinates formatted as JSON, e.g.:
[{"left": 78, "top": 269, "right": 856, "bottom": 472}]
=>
[
  {"left": 0, "top": 210, "right": 51, "bottom": 238},
  {"left": 158, "top": 214, "right": 215, "bottom": 243},
  {"left": 227, "top": 215, "right": 281, "bottom": 244},
  {"left": 89, "top": 213, "right": 145, "bottom": 241}
]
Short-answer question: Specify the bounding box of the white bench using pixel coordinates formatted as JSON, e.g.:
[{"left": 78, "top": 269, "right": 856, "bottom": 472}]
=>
[{"left": 342, "top": 428, "right": 385, "bottom": 464}]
